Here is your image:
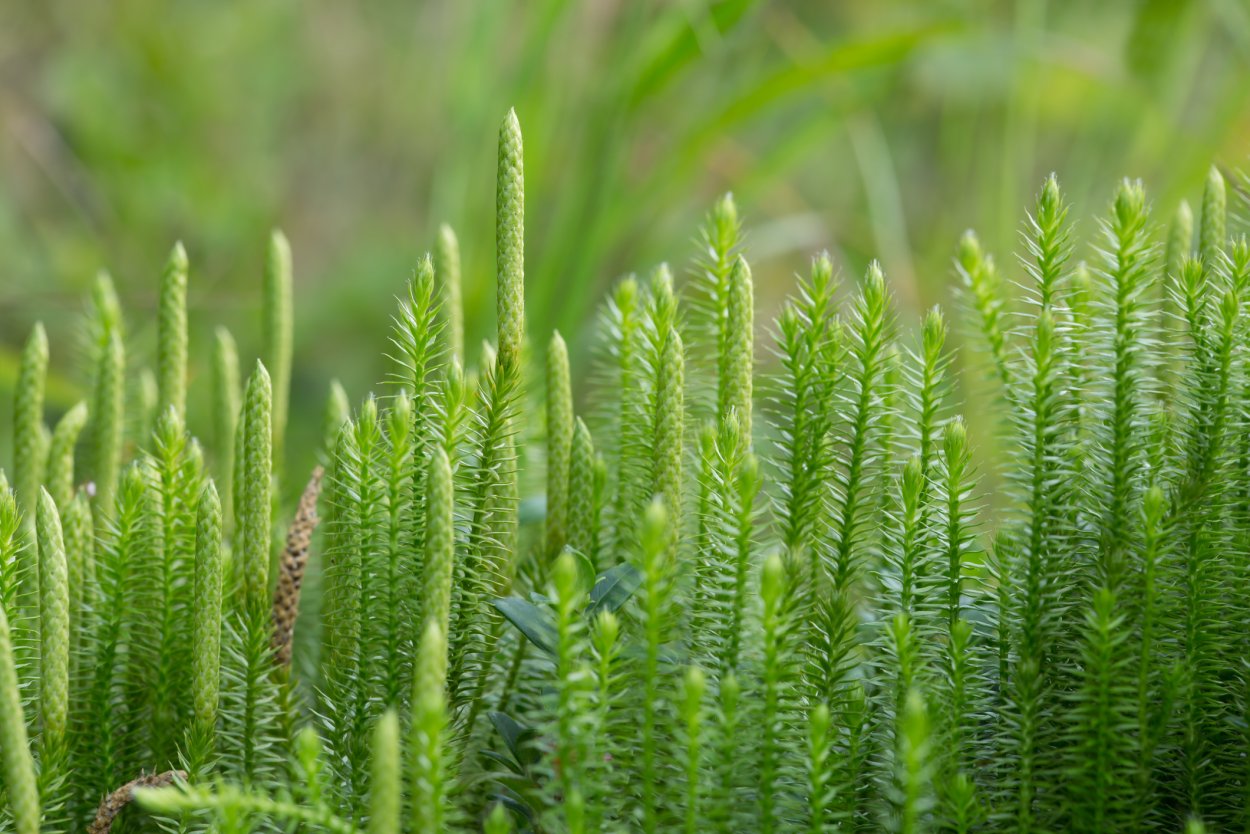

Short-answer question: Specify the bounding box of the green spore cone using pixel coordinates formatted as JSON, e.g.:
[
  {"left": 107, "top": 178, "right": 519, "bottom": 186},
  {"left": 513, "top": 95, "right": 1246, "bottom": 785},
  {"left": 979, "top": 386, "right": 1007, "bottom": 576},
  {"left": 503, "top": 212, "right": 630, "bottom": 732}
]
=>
[
  {"left": 546, "top": 330, "right": 573, "bottom": 558},
  {"left": 1166, "top": 200, "right": 1194, "bottom": 281},
  {"left": 212, "top": 327, "right": 241, "bottom": 514},
  {"left": 36, "top": 488, "right": 69, "bottom": 747},
  {"left": 45, "top": 401, "right": 88, "bottom": 512},
  {"left": 157, "top": 242, "right": 189, "bottom": 419},
  {"left": 192, "top": 481, "right": 224, "bottom": 734},
  {"left": 496, "top": 108, "right": 526, "bottom": 373},
  {"left": 436, "top": 223, "right": 464, "bottom": 364},
  {"left": 237, "top": 362, "right": 273, "bottom": 613},
  {"left": 14, "top": 322, "right": 49, "bottom": 521},
  {"left": 1199, "top": 165, "right": 1226, "bottom": 266},
  {"left": 0, "top": 598, "right": 38, "bottom": 834},
  {"left": 419, "top": 445, "right": 454, "bottom": 637},
  {"left": 368, "top": 710, "right": 400, "bottom": 834},
  {"left": 264, "top": 230, "right": 294, "bottom": 466},
  {"left": 409, "top": 620, "right": 449, "bottom": 834},
  {"left": 568, "top": 417, "right": 598, "bottom": 564},
  {"left": 322, "top": 380, "right": 351, "bottom": 462}
]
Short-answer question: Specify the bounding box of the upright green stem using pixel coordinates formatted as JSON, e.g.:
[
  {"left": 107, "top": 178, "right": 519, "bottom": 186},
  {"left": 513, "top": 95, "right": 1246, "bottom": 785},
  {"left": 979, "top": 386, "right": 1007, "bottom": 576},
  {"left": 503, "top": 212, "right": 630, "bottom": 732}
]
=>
[
  {"left": 759, "top": 552, "right": 786, "bottom": 834},
  {"left": 640, "top": 501, "right": 671, "bottom": 834},
  {"left": 650, "top": 270, "right": 684, "bottom": 558},
  {"left": 682, "top": 666, "right": 706, "bottom": 834}
]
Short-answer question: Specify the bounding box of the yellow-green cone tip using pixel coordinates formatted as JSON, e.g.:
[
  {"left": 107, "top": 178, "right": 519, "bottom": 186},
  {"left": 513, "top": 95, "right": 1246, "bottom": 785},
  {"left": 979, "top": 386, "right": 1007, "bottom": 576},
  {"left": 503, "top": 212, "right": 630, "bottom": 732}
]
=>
[{"left": 496, "top": 107, "right": 525, "bottom": 371}]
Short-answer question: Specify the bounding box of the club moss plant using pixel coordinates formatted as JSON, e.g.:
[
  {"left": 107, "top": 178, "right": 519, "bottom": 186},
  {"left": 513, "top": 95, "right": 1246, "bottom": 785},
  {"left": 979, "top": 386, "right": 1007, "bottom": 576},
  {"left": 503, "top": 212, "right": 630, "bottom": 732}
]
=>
[{"left": 0, "top": 110, "right": 1247, "bottom": 833}]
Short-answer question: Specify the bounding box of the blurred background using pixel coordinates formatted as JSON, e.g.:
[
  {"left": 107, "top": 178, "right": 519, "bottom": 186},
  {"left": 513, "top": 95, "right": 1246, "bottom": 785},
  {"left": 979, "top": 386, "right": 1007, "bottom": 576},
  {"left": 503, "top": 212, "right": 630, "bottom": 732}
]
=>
[{"left": 1, "top": 0, "right": 1248, "bottom": 477}]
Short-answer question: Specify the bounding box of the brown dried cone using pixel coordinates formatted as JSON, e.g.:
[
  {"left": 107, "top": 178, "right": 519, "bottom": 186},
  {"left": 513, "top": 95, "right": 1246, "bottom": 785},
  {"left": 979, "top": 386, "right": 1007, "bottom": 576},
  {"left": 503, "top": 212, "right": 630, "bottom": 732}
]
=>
[
  {"left": 89, "top": 770, "right": 187, "bottom": 834},
  {"left": 271, "top": 466, "right": 325, "bottom": 666}
]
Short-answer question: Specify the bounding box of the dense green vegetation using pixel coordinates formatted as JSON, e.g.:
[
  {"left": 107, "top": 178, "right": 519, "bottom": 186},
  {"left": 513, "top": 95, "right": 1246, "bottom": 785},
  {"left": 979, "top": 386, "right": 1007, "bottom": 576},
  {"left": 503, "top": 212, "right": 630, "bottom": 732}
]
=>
[{"left": 1, "top": 109, "right": 1250, "bottom": 834}]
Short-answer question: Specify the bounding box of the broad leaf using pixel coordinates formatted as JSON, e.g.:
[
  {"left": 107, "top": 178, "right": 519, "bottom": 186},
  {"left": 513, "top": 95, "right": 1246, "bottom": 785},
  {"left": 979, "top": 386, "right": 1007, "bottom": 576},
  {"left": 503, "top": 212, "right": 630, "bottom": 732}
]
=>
[
  {"left": 494, "top": 596, "right": 558, "bottom": 655},
  {"left": 489, "top": 712, "right": 541, "bottom": 768},
  {"left": 587, "top": 563, "right": 643, "bottom": 616}
]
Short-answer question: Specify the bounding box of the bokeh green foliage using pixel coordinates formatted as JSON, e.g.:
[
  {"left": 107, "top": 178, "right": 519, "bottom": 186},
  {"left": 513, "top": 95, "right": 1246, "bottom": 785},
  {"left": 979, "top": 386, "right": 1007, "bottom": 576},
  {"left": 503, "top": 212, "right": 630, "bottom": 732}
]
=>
[{"left": 1, "top": 0, "right": 1248, "bottom": 482}]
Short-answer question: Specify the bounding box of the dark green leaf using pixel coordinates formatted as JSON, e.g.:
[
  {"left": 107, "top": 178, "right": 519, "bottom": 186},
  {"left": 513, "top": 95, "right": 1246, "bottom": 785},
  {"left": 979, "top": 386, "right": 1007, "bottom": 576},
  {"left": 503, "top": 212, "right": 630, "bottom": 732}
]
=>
[
  {"left": 489, "top": 712, "right": 541, "bottom": 768},
  {"left": 587, "top": 563, "right": 643, "bottom": 616},
  {"left": 488, "top": 786, "right": 535, "bottom": 825},
  {"left": 495, "top": 597, "right": 558, "bottom": 655},
  {"left": 480, "top": 749, "right": 524, "bottom": 776}
]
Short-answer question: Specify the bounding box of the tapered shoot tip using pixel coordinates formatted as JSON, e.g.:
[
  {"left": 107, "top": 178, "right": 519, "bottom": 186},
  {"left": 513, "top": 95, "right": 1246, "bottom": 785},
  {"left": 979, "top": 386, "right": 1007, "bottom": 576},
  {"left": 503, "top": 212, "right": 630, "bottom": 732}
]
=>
[
  {"left": 651, "top": 262, "right": 674, "bottom": 292},
  {"left": 865, "top": 261, "right": 886, "bottom": 296},
  {"left": 422, "top": 617, "right": 444, "bottom": 649},
  {"left": 552, "top": 549, "right": 579, "bottom": 595},
  {"left": 732, "top": 253, "right": 751, "bottom": 278},
  {"left": 169, "top": 241, "right": 189, "bottom": 271},
  {"left": 200, "top": 477, "right": 220, "bottom": 504},
  {"left": 485, "top": 802, "right": 513, "bottom": 834},
  {"left": 1040, "top": 173, "right": 1061, "bottom": 204},
  {"left": 710, "top": 192, "right": 740, "bottom": 246},
  {"left": 502, "top": 108, "right": 522, "bottom": 140},
  {"left": 1115, "top": 177, "right": 1146, "bottom": 218},
  {"left": 1144, "top": 484, "right": 1165, "bottom": 522},
  {"left": 549, "top": 329, "right": 567, "bottom": 353}
]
